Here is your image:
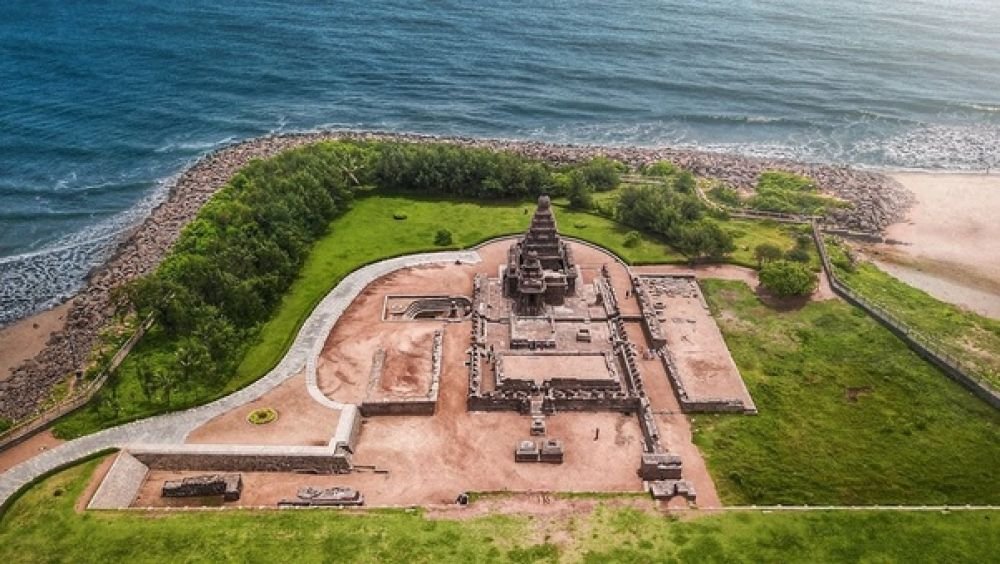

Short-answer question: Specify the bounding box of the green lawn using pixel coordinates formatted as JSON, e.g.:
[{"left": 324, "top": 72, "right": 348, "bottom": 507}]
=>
[
  {"left": 55, "top": 194, "right": 702, "bottom": 438},
  {"left": 826, "top": 241, "right": 1000, "bottom": 390},
  {"left": 1, "top": 457, "right": 997, "bottom": 564},
  {"left": 694, "top": 280, "right": 1000, "bottom": 506},
  {"left": 714, "top": 219, "right": 818, "bottom": 270}
]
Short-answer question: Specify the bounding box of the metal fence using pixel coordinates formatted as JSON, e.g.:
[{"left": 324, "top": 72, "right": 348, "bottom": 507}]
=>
[{"left": 812, "top": 222, "right": 1000, "bottom": 409}]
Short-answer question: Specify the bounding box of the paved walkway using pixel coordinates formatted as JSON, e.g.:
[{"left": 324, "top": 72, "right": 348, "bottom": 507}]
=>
[{"left": 0, "top": 250, "right": 481, "bottom": 510}]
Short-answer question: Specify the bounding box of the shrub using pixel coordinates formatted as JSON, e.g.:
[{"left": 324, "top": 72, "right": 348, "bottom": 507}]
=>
[
  {"left": 434, "top": 229, "right": 453, "bottom": 246},
  {"left": 708, "top": 184, "right": 743, "bottom": 207},
  {"left": 623, "top": 231, "right": 642, "bottom": 248},
  {"left": 759, "top": 260, "right": 817, "bottom": 297},
  {"left": 247, "top": 407, "right": 277, "bottom": 425},
  {"left": 643, "top": 160, "right": 678, "bottom": 177},
  {"left": 0, "top": 417, "right": 11, "bottom": 434}
]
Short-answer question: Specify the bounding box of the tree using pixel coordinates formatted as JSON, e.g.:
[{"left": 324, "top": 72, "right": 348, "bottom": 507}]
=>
[
  {"left": 643, "top": 161, "right": 678, "bottom": 177},
  {"left": 566, "top": 170, "right": 593, "bottom": 209},
  {"left": 754, "top": 243, "right": 784, "bottom": 267},
  {"left": 578, "top": 157, "right": 621, "bottom": 192},
  {"left": 674, "top": 221, "right": 734, "bottom": 262},
  {"left": 175, "top": 339, "right": 212, "bottom": 387},
  {"left": 759, "top": 260, "right": 817, "bottom": 297}
]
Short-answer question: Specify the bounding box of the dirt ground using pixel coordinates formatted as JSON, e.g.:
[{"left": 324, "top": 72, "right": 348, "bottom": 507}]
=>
[
  {"left": 317, "top": 261, "right": 482, "bottom": 405},
  {"left": 624, "top": 320, "right": 723, "bottom": 509},
  {"left": 872, "top": 172, "right": 1000, "bottom": 318},
  {"left": 502, "top": 354, "right": 612, "bottom": 383},
  {"left": 340, "top": 319, "right": 647, "bottom": 506},
  {"left": 186, "top": 373, "right": 341, "bottom": 446},
  {"left": 633, "top": 277, "right": 754, "bottom": 409},
  {"left": 0, "top": 429, "right": 64, "bottom": 473},
  {"left": 0, "top": 301, "right": 71, "bottom": 380}
]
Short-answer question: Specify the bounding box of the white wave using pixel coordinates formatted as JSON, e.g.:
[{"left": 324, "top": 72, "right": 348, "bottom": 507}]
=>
[
  {"left": 154, "top": 136, "right": 237, "bottom": 153},
  {"left": 964, "top": 103, "right": 1000, "bottom": 113}
]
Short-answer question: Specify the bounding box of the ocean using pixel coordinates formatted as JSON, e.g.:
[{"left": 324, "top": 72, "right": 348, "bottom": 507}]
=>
[{"left": 1, "top": 0, "right": 999, "bottom": 324}]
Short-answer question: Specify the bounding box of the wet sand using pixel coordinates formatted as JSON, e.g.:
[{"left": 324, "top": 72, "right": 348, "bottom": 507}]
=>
[{"left": 872, "top": 172, "right": 1000, "bottom": 319}]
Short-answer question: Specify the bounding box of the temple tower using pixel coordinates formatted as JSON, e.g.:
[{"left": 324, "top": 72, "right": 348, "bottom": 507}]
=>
[{"left": 503, "top": 195, "right": 578, "bottom": 315}]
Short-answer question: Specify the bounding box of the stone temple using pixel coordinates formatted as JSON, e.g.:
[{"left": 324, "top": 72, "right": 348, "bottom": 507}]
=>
[{"left": 503, "top": 195, "right": 579, "bottom": 315}]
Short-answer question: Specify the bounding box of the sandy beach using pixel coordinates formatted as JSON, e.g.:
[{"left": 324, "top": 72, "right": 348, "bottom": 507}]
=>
[
  {"left": 870, "top": 172, "right": 1000, "bottom": 319},
  {"left": 0, "top": 302, "right": 71, "bottom": 382}
]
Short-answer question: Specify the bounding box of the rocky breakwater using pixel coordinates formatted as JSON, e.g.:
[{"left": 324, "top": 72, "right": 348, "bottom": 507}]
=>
[{"left": 0, "top": 130, "right": 912, "bottom": 424}]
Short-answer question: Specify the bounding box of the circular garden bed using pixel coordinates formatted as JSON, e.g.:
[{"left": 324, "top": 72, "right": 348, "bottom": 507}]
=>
[{"left": 246, "top": 407, "right": 278, "bottom": 425}]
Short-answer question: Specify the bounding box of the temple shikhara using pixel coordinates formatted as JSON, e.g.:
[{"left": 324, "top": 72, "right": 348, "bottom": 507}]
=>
[{"left": 503, "top": 195, "right": 579, "bottom": 315}]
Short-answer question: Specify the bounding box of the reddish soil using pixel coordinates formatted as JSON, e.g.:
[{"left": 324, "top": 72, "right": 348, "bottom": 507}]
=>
[
  {"left": 502, "top": 354, "right": 612, "bottom": 383},
  {"left": 186, "top": 374, "right": 340, "bottom": 446},
  {"left": 0, "top": 429, "right": 64, "bottom": 473},
  {"left": 623, "top": 322, "right": 722, "bottom": 508}
]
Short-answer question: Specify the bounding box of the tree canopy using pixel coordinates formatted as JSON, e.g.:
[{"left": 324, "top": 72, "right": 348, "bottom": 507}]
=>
[{"left": 759, "top": 260, "right": 818, "bottom": 297}]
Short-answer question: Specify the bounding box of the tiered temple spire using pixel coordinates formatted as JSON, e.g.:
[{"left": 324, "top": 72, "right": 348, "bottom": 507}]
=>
[{"left": 503, "top": 195, "right": 578, "bottom": 315}]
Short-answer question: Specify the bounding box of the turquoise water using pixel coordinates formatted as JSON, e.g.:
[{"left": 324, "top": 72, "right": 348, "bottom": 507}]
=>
[{"left": 1, "top": 0, "right": 999, "bottom": 322}]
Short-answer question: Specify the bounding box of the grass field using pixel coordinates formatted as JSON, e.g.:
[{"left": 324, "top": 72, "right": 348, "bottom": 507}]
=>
[
  {"left": 826, "top": 241, "right": 1000, "bottom": 390},
  {"left": 1, "top": 457, "right": 997, "bottom": 563},
  {"left": 694, "top": 280, "right": 1000, "bottom": 506}
]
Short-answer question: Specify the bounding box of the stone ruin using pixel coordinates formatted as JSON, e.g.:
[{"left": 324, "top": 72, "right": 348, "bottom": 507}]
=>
[
  {"left": 465, "top": 197, "right": 695, "bottom": 501},
  {"left": 161, "top": 473, "right": 242, "bottom": 501},
  {"left": 514, "top": 438, "right": 564, "bottom": 464},
  {"left": 278, "top": 486, "right": 364, "bottom": 507},
  {"left": 383, "top": 295, "right": 472, "bottom": 321}
]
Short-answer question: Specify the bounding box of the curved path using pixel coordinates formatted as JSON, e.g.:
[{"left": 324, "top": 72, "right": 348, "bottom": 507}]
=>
[{"left": 0, "top": 250, "right": 480, "bottom": 510}]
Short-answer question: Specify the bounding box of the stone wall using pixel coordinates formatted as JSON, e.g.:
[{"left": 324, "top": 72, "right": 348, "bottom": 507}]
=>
[
  {"left": 359, "top": 400, "right": 437, "bottom": 416},
  {"left": 129, "top": 444, "right": 352, "bottom": 474}
]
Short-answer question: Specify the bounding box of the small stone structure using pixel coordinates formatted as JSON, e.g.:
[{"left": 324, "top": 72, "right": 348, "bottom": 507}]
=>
[
  {"left": 383, "top": 295, "right": 472, "bottom": 321},
  {"left": 648, "top": 479, "right": 697, "bottom": 501},
  {"left": 513, "top": 438, "right": 564, "bottom": 464},
  {"left": 278, "top": 486, "right": 364, "bottom": 507},
  {"left": 639, "top": 453, "right": 683, "bottom": 481},
  {"left": 162, "top": 473, "right": 243, "bottom": 501}
]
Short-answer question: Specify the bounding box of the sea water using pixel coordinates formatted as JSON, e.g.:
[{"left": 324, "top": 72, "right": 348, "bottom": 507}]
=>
[{"left": 1, "top": 0, "right": 999, "bottom": 323}]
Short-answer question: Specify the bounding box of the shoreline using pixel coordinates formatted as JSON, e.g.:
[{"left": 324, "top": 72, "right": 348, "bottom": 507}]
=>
[
  {"left": 0, "top": 130, "right": 919, "bottom": 421},
  {"left": 866, "top": 172, "right": 1000, "bottom": 320}
]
